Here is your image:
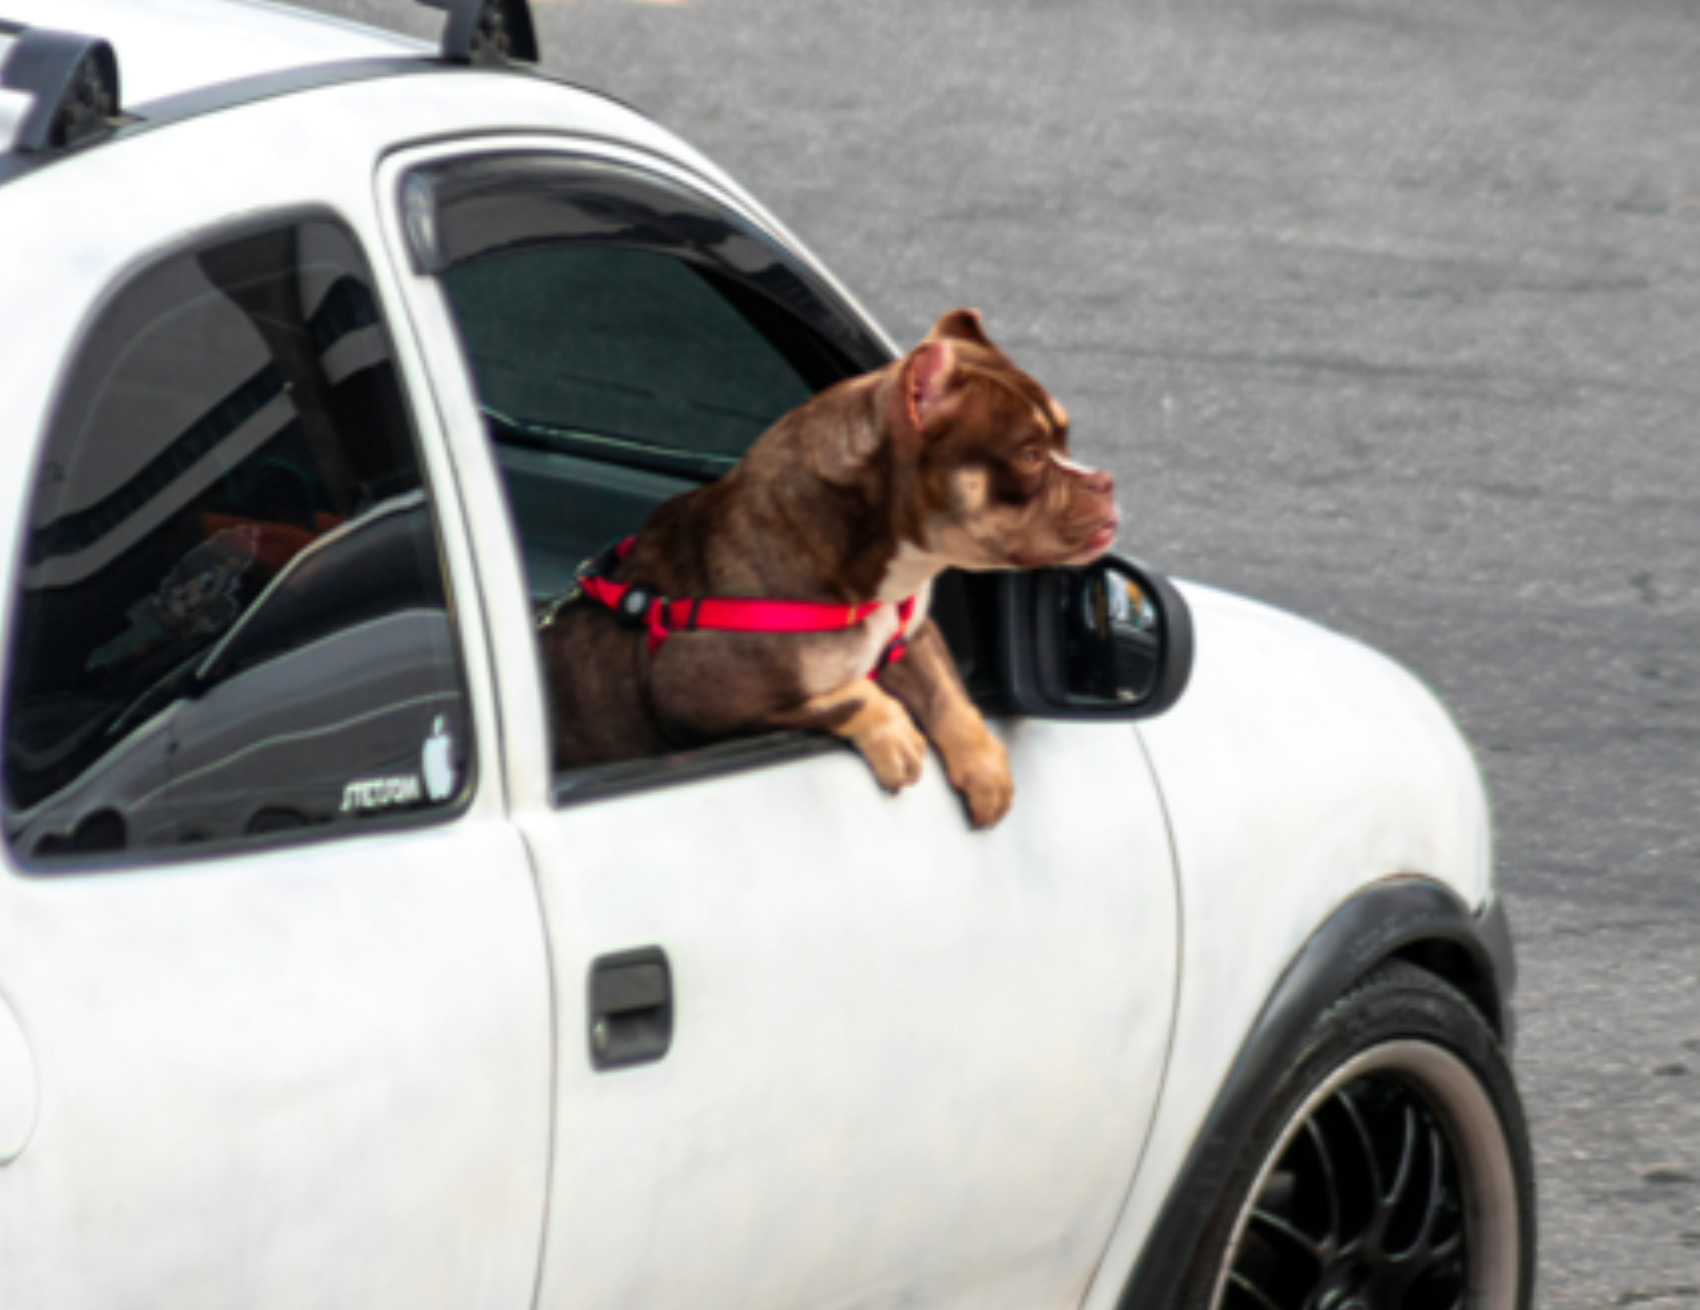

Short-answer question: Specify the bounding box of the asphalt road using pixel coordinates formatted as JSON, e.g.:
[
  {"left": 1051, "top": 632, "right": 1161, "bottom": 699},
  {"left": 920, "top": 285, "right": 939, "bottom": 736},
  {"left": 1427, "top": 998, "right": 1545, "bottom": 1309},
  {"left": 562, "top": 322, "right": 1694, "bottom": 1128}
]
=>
[{"left": 302, "top": 0, "right": 1700, "bottom": 1302}]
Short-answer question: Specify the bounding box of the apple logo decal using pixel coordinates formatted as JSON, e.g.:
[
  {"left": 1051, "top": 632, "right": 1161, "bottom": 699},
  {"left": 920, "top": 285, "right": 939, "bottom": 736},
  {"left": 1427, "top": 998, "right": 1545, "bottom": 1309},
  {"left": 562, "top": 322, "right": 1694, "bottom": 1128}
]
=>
[{"left": 422, "top": 717, "right": 457, "bottom": 803}]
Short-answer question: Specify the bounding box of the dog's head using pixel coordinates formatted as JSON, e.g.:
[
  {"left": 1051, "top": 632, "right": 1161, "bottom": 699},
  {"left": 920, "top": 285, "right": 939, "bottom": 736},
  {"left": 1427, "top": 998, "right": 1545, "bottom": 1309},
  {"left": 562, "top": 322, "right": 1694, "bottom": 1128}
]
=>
[{"left": 888, "top": 309, "right": 1119, "bottom": 571}]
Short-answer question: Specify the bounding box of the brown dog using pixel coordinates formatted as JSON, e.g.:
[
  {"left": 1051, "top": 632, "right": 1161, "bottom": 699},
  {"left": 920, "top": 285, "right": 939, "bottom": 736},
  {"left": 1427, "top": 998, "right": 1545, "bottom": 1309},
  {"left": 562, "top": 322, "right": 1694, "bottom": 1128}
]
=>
[{"left": 540, "top": 309, "right": 1118, "bottom": 828}]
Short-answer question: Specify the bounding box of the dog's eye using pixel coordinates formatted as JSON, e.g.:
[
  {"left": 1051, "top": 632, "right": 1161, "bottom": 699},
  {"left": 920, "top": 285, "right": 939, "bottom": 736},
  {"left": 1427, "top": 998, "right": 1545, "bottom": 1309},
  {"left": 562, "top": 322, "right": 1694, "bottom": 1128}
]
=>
[{"left": 1017, "top": 446, "right": 1046, "bottom": 472}]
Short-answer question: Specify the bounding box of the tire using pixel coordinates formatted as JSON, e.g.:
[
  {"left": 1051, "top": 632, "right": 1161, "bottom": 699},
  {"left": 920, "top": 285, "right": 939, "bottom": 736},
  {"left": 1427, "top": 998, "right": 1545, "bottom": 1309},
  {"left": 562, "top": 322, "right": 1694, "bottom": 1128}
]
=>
[{"left": 1174, "top": 961, "right": 1536, "bottom": 1310}]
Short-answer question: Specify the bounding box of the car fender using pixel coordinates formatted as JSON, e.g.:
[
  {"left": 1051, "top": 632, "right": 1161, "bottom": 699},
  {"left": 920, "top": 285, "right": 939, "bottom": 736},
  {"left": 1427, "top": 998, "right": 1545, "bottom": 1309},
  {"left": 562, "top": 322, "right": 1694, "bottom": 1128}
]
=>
[{"left": 1083, "top": 581, "right": 1502, "bottom": 1309}]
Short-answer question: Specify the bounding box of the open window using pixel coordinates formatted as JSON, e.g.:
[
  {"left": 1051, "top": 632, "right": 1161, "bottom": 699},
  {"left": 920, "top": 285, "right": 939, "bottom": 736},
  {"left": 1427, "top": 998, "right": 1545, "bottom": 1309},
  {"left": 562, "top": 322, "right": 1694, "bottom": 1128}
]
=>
[
  {"left": 411, "top": 153, "right": 1003, "bottom": 790},
  {"left": 409, "top": 154, "right": 883, "bottom": 585}
]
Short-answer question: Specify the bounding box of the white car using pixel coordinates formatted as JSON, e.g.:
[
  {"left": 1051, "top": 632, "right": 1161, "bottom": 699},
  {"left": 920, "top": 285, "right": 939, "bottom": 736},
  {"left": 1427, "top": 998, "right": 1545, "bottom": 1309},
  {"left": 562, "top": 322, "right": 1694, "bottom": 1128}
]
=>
[{"left": 0, "top": 2, "right": 1534, "bottom": 1307}]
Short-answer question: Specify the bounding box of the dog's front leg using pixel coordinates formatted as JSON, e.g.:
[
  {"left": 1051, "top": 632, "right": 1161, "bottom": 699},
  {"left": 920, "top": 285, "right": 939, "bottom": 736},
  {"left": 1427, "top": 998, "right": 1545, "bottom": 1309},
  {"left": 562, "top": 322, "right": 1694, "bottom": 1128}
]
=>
[
  {"left": 775, "top": 680, "right": 930, "bottom": 794},
  {"left": 878, "top": 620, "right": 1013, "bottom": 829}
]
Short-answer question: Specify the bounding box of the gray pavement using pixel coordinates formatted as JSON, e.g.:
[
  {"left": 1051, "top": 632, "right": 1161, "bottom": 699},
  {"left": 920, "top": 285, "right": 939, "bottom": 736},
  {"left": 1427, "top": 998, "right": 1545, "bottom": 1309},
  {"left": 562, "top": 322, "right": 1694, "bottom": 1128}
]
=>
[{"left": 303, "top": 0, "right": 1700, "bottom": 1301}]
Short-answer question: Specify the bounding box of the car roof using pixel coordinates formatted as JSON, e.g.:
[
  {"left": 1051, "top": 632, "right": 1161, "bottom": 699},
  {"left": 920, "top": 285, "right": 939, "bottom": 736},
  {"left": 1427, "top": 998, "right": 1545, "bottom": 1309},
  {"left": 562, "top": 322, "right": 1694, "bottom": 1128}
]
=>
[{"left": 0, "top": 0, "right": 429, "bottom": 108}]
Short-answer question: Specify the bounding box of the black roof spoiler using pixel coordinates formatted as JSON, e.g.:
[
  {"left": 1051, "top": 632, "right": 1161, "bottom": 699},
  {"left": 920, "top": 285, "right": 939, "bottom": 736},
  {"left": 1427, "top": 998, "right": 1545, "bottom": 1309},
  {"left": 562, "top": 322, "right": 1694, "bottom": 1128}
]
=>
[{"left": 0, "top": 23, "right": 122, "bottom": 154}]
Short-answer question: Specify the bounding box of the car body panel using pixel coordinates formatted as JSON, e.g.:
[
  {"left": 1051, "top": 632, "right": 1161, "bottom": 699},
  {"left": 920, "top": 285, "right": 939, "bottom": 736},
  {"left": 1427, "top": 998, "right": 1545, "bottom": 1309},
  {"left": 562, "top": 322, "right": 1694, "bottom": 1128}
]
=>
[
  {"left": 1084, "top": 581, "right": 1493, "bottom": 1310},
  {"left": 1110, "top": 876, "right": 1514, "bottom": 1310},
  {"left": 0, "top": 0, "right": 428, "bottom": 106},
  {"left": 375, "top": 131, "right": 1183, "bottom": 1310},
  {"left": 0, "top": 821, "right": 553, "bottom": 1308},
  {"left": 0, "top": 55, "right": 556, "bottom": 1310},
  {"left": 518, "top": 726, "right": 1179, "bottom": 1310},
  {"left": 0, "top": 5, "right": 1514, "bottom": 1305}
]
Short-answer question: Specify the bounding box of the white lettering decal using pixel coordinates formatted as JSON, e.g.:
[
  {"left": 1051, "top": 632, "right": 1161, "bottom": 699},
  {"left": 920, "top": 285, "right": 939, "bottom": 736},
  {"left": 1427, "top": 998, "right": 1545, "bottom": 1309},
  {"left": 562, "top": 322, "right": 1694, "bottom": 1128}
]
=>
[
  {"left": 421, "top": 717, "right": 457, "bottom": 802},
  {"left": 340, "top": 774, "right": 424, "bottom": 813}
]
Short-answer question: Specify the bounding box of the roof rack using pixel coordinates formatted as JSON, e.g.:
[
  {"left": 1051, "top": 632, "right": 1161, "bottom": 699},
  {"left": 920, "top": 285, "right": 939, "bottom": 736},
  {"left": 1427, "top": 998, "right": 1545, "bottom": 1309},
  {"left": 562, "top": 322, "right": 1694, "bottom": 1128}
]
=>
[
  {"left": 0, "top": 1, "right": 538, "bottom": 172},
  {"left": 0, "top": 24, "right": 121, "bottom": 154},
  {"left": 416, "top": 0, "right": 539, "bottom": 67}
]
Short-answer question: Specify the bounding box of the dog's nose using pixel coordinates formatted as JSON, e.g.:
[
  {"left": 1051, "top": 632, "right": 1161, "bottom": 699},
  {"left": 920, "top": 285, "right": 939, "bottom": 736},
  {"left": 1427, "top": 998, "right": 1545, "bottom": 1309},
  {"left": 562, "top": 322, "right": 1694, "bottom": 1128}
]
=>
[{"left": 1080, "top": 467, "right": 1114, "bottom": 496}]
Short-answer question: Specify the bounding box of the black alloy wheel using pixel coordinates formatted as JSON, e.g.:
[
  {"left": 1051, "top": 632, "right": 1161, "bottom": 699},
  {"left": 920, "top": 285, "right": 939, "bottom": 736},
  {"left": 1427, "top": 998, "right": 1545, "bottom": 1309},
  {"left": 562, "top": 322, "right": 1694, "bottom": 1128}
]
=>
[{"left": 1178, "top": 963, "right": 1535, "bottom": 1310}]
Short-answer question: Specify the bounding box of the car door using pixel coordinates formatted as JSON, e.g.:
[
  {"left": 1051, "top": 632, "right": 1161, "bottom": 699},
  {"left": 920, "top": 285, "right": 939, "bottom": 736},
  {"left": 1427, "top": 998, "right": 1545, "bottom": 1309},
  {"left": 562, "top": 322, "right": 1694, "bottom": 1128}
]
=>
[
  {"left": 0, "top": 206, "right": 552, "bottom": 1308},
  {"left": 385, "top": 140, "right": 1180, "bottom": 1310}
]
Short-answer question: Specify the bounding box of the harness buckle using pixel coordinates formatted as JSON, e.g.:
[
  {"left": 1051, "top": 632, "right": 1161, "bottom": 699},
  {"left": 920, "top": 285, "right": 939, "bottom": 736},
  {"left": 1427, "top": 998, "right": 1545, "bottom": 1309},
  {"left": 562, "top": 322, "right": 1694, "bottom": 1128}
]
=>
[{"left": 613, "top": 585, "right": 655, "bottom": 628}]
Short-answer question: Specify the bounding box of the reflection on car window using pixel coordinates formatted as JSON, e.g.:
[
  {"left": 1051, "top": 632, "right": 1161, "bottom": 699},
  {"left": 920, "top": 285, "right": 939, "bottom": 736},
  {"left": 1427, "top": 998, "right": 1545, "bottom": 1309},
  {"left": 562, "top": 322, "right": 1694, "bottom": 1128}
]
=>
[
  {"left": 5, "top": 216, "right": 471, "bottom": 867},
  {"left": 420, "top": 154, "right": 885, "bottom": 481},
  {"left": 446, "top": 247, "right": 817, "bottom": 466},
  {"left": 424, "top": 155, "right": 889, "bottom": 608}
]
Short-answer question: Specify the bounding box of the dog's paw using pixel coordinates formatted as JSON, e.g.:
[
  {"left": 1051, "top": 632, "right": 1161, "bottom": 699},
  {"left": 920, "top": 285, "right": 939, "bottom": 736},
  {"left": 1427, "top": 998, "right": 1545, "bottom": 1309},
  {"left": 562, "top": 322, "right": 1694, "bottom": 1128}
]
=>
[
  {"left": 859, "top": 711, "right": 929, "bottom": 793},
  {"left": 948, "top": 736, "right": 1014, "bottom": 829}
]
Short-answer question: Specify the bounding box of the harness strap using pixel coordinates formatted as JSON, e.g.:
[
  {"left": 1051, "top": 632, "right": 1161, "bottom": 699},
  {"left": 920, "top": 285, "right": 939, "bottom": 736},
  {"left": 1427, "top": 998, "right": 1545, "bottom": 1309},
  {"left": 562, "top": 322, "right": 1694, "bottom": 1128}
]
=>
[
  {"left": 876, "top": 595, "right": 918, "bottom": 672},
  {"left": 569, "top": 536, "right": 917, "bottom": 673}
]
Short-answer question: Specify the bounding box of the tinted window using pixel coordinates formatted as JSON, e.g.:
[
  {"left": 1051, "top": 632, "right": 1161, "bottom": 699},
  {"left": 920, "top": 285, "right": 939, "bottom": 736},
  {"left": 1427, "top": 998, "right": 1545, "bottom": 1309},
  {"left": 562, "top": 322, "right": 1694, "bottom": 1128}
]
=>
[
  {"left": 445, "top": 247, "right": 817, "bottom": 463},
  {"left": 419, "top": 155, "right": 892, "bottom": 606},
  {"left": 415, "top": 153, "right": 887, "bottom": 480},
  {"left": 6, "top": 217, "right": 471, "bottom": 866}
]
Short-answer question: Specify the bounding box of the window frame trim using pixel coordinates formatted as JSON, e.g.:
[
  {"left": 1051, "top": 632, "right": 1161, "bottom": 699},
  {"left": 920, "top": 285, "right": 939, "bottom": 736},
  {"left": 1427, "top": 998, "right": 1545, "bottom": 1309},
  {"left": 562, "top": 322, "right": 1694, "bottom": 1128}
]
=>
[{"left": 404, "top": 146, "right": 894, "bottom": 381}]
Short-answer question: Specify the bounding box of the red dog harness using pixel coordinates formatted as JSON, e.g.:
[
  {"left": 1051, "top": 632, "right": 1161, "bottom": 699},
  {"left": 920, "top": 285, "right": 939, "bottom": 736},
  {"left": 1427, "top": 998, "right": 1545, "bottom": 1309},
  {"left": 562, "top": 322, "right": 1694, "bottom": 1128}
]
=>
[{"left": 557, "top": 537, "right": 917, "bottom": 673}]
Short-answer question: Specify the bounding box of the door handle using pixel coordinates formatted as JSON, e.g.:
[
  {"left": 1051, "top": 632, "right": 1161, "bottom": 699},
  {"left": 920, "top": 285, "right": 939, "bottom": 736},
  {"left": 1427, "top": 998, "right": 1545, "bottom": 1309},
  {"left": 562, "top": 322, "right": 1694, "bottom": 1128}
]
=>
[{"left": 588, "top": 947, "right": 672, "bottom": 1071}]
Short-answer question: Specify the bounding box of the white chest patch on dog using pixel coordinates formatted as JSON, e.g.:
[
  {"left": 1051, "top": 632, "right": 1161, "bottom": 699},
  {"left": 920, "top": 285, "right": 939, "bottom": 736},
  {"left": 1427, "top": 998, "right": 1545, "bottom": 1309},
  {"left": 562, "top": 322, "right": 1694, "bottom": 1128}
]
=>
[
  {"left": 793, "top": 580, "right": 932, "bottom": 695},
  {"left": 878, "top": 545, "right": 945, "bottom": 604},
  {"left": 794, "top": 609, "right": 900, "bottom": 696}
]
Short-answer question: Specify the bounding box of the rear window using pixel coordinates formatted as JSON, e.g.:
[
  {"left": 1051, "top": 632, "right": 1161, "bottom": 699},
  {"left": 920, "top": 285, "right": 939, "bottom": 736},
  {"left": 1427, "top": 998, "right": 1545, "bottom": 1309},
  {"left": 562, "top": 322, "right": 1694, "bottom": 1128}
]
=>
[{"left": 5, "top": 215, "right": 472, "bottom": 867}]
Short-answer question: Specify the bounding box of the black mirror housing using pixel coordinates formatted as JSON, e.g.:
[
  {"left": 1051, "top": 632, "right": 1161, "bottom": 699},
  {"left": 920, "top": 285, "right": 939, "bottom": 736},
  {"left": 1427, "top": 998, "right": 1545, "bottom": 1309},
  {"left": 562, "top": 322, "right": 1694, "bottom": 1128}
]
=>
[{"left": 993, "top": 555, "right": 1194, "bottom": 720}]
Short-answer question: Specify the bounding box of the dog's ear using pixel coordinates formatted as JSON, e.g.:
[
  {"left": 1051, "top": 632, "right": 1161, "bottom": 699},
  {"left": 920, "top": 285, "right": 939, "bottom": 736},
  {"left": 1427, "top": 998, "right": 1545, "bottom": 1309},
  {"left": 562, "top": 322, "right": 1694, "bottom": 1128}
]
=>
[
  {"left": 924, "top": 307, "right": 992, "bottom": 347},
  {"left": 894, "top": 340, "right": 959, "bottom": 441}
]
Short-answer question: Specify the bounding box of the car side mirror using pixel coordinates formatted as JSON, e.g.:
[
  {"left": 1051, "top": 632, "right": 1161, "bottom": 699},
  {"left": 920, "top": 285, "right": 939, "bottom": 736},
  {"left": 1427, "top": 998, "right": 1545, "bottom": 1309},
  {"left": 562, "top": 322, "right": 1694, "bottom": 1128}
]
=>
[{"left": 994, "top": 554, "right": 1193, "bottom": 719}]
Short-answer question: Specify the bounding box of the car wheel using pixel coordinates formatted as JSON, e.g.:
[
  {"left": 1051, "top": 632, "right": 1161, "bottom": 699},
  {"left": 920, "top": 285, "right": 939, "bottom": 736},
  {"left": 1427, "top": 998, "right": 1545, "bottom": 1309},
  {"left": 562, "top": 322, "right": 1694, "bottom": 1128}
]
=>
[{"left": 1177, "top": 961, "right": 1535, "bottom": 1310}]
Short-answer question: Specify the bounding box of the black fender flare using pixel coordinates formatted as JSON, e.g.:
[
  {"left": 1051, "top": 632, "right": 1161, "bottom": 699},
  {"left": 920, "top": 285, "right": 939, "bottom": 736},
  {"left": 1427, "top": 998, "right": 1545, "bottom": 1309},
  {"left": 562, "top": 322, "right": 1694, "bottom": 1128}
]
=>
[{"left": 1114, "top": 875, "right": 1517, "bottom": 1310}]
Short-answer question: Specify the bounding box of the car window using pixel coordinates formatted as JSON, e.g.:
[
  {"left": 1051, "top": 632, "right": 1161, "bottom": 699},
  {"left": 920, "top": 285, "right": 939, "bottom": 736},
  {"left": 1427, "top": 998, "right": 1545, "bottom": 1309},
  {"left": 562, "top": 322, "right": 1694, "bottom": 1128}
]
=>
[
  {"left": 444, "top": 247, "right": 816, "bottom": 465},
  {"left": 5, "top": 215, "right": 472, "bottom": 867},
  {"left": 415, "top": 153, "right": 889, "bottom": 595},
  {"left": 413, "top": 153, "right": 995, "bottom": 796}
]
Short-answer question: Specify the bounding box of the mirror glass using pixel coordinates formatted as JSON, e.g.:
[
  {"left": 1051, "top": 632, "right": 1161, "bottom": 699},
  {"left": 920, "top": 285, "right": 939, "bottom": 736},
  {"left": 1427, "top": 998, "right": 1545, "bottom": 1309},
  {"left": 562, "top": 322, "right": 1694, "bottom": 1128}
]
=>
[{"left": 1059, "top": 562, "right": 1162, "bottom": 705}]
